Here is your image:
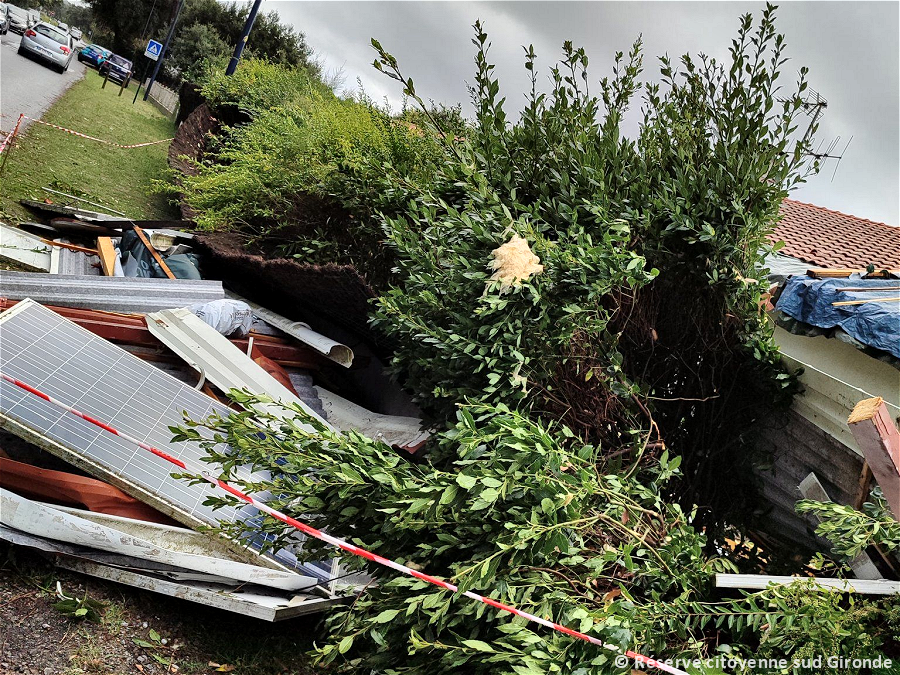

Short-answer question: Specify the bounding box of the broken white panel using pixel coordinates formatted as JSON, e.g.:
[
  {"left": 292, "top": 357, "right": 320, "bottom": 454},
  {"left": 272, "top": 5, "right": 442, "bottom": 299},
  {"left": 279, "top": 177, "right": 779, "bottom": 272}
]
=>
[
  {"left": 797, "top": 473, "right": 882, "bottom": 580},
  {"left": 315, "top": 386, "right": 429, "bottom": 451},
  {"left": 145, "top": 307, "right": 332, "bottom": 429},
  {"left": 59, "top": 558, "right": 346, "bottom": 620},
  {"left": 715, "top": 573, "right": 900, "bottom": 595},
  {"left": 0, "top": 488, "right": 316, "bottom": 591},
  {"left": 0, "top": 524, "right": 344, "bottom": 621},
  {"left": 225, "top": 291, "right": 354, "bottom": 367},
  {"left": 44, "top": 502, "right": 250, "bottom": 561},
  {"left": 0, "top": 223, "right": 52, "bottom": 271}
]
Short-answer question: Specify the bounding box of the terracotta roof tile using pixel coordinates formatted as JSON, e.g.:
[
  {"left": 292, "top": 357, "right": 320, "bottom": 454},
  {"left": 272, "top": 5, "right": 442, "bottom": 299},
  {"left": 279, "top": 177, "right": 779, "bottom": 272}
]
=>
[{"left": 772, "top": 199, "right": 900, "bottom": 269}]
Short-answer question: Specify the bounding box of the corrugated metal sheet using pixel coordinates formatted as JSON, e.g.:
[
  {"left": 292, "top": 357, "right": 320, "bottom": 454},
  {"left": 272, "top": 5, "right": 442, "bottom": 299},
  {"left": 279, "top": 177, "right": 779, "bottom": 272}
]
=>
[
  {"left": 754, "top": 327, "right": 900, "bottom": 552},
  {"left": 49, "top": 241, "right": 101, "bottom": 276},
  {"left": 0, "top": 272, "right": 224, "bottom": 312}
]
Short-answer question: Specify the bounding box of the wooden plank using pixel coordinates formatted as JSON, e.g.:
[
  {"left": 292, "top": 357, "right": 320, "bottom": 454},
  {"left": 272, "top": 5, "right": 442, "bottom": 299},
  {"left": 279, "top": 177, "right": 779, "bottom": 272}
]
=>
[
  {"left": 848, "top": 397, "right": 900, "bottom": 519},
  {"left": 832, "top": 296, "right": 900, "bottom": 307},
  {"left": 855, "top": 462, "right": 874, "bottom": 510},
  {"left": 96, "top": 237, "right": 117, "bottom": 276},
  {"left": 808, "top": 269, "right": 856, "bottom": 278},
  {"left": 838, "top": 287, "right": 900, "bottom": 292},
  {"left": 715, "top": 574, "right": 899, "bottom": 595},
  {"left": 40, "top": 239, "right": 99, "bottom": 256},
  {"left": 808, "top": 269, "right": 900, "bottom": 279},
  {"left": 132, "top": 225, "right": 176, "bottom": 280}
]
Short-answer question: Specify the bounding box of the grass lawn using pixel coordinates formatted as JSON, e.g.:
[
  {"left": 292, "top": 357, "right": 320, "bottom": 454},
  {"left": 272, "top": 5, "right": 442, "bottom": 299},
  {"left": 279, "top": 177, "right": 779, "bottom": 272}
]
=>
[{"left": 0, "top": 71, "right": 178, "bottom": 224}]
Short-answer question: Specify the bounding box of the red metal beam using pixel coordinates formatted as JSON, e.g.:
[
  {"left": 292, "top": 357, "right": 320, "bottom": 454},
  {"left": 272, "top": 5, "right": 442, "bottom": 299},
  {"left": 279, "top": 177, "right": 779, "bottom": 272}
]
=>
[{"left": 0, "top": 298, "right": 325, "bottom": 369}]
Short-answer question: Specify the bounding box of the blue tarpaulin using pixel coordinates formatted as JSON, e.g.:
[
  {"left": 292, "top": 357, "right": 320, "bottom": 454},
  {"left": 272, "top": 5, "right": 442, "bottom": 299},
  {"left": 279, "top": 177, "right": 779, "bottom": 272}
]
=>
[{"left": 776, "top": 277, "right": 900, "bottom": 358}]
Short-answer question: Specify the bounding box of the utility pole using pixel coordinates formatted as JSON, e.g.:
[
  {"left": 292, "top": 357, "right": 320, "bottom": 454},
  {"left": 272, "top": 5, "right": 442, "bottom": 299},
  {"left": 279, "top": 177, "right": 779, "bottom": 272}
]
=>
[
  {"left": 144, "top": 0, "right": 185, "bottom": 102},
  {"left": 225, "top": 0, "right": 263, "bottom": 75}
]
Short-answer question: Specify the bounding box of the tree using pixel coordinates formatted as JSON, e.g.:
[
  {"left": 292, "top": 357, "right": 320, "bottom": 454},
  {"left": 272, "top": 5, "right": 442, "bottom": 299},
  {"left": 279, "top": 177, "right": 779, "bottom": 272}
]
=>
[
  {"left": 167, "top": 22, "right": 229, "bottom": 83},
  {"left": 85, "top": 0, "right": 315, "bottom": 82}
]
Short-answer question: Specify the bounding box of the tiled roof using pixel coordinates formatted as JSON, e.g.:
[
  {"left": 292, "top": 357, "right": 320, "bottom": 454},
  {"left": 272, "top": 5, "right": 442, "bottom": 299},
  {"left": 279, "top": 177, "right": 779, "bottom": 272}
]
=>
[{"left": 772, "top": 199, "right": 900, "bottom": 269}]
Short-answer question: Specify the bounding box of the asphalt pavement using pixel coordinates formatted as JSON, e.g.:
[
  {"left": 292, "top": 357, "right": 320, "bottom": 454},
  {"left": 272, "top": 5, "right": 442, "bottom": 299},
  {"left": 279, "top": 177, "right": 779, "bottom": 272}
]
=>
[{"left": 0, "top": 31, "right": 86, "bottom": 134}]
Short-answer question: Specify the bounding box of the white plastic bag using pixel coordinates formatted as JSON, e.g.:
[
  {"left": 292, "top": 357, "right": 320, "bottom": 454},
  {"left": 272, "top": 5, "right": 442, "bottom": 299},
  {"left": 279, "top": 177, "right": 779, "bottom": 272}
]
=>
[{"left": 189, "top": 299, "right": 254, "bottom": 338}]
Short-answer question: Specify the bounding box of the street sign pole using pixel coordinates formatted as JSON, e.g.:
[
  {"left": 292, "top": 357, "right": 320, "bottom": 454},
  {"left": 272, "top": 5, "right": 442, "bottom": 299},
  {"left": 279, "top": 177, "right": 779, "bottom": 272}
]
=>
[
  {"left": 133, "top": 58, "right": 151, "bottom": 104},
  {"left": 144, "top": 0, "right": 185, "bottom": 102}
]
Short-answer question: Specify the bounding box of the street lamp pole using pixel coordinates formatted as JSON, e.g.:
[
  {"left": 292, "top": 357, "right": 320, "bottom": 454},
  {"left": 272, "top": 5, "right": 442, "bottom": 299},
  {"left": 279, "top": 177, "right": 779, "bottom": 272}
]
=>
[{"left": 225, "top": 0, "right": 263, "bottom": 75}]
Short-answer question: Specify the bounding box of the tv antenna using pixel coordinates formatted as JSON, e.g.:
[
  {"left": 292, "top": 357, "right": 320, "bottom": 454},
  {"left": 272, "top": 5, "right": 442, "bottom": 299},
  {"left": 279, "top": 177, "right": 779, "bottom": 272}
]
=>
[{"left": 783, "top": 87, "right": 852, "bottom": 180}]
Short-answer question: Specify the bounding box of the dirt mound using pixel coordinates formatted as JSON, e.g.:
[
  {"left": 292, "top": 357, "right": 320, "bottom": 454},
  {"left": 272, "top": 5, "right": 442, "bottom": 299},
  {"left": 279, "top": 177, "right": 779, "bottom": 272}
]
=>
[
  {"left": 167, "top": 104, "right": 219, "bottom": 220},
  {"left": 194, "top": 232, "right": 387, "bottom": 352}
]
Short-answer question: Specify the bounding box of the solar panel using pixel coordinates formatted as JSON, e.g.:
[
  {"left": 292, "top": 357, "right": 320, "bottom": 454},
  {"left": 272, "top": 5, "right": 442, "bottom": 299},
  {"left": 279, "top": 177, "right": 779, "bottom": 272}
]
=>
[{"left": 0, "top": 299, "right": 333, "bottom": 582}]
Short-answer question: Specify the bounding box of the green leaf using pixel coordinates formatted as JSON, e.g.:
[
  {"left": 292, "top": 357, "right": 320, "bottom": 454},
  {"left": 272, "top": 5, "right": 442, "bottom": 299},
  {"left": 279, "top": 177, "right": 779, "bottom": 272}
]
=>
[
  {"left": 462, "top": 639, "right": 495, "bottom": 652},
  {"left": 440, "top": 484, "right": 459, "bottom": 504},
  {"left": 372, "top": 609, "right": 401, "bottom": 624},
  {"left": 456, "top": 474, "right": 478, "bottom": 490}
]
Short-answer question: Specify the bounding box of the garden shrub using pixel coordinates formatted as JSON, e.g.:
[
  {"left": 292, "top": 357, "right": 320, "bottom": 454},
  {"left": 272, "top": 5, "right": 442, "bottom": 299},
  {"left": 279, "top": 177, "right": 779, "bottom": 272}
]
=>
[
  {"left": 178, "top": 395, "right": 900, "bottom": 674},
  {"left": 369, "top": 6, "right": 809, "bottom": 529},
  {"left": 180, "top": 59, "right": 450, "bottom": 289},
  {"left": 176, "top": 5, "right": 899, "bottom": 673}
]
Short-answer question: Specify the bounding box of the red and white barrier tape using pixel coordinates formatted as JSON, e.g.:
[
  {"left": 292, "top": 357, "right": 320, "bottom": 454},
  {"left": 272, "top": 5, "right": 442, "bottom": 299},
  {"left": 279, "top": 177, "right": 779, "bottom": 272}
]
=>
[
  {"left": 0, "top": 371, "right": 689, "bottom": 675},
  {"left": 19, "top": 115, "right": 173, "bottom": 148},
  {"left": 0, "top": 114, "right": 25, "bottom": 156}
]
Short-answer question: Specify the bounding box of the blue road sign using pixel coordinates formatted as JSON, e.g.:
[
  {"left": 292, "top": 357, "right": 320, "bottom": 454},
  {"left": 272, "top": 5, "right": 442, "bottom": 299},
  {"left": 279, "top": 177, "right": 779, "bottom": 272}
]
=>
[{"left": 144, "top": 39, "right": 162, "bottom": 61}]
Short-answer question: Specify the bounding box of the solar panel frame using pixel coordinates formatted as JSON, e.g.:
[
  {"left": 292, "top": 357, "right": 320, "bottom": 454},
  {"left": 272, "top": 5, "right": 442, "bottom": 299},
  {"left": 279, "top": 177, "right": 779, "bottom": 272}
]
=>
[{"left": 0, "top": 299, "right": 334, "bottom": 582}]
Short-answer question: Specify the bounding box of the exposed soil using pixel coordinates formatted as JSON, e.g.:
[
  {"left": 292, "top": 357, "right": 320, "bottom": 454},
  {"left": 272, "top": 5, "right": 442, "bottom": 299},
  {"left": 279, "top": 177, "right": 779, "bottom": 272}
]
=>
[
  {"left": 193, "top": 231, "right": 388, "bottom": 354},
  {"left": 0, "top": 545, "right": 321, "bottom": 675},
  {"left": 167, "top": 99, "right": 395, "bottom": 354}
]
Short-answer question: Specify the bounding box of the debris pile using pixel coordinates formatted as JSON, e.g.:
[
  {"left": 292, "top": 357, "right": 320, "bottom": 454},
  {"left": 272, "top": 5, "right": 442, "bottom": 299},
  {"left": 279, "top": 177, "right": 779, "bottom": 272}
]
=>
[{"left": 0, "top": 197, "right": 430, "bottom": 620}]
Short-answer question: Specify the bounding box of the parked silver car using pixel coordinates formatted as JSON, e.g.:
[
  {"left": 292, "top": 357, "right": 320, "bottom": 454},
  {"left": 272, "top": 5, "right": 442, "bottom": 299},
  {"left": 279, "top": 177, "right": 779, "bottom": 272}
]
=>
[
  {"left": 0, "top": 4, "right": 9, "bottom": 36},
  {"left": 5, "top": 3, "right": 28, "bottom": 33},
  {"left": 18, "top": 22, "right": 74, "bottom": 73}
]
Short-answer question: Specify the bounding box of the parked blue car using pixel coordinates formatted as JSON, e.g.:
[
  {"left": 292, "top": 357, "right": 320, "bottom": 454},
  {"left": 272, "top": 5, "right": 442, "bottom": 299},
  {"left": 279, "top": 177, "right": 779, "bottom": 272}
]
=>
[
  {"left": 98, "top": 53, "right": 133, "bottom": 87},
  {"left": 78, "top": 43, "right": 110, "bottom": 68}
]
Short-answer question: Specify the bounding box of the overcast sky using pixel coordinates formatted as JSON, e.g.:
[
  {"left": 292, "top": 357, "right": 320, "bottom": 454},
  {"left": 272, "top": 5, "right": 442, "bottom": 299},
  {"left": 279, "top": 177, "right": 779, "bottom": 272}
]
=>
[{"left": 259, "top": 1, "right": 898, "bottom": 226}]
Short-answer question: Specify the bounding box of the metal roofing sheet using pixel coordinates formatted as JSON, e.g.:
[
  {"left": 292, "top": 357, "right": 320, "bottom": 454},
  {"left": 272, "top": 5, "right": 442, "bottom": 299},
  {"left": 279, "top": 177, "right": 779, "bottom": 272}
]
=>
[{"left": 0, "top": 272, "right": 224, "bottom": 313}]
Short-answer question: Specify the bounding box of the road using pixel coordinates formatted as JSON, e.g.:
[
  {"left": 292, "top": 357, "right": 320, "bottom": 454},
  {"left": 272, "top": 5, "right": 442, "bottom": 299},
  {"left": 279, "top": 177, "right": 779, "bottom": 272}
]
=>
[{"left": 0, "top": 30, "right": 86, "bottom": 134}]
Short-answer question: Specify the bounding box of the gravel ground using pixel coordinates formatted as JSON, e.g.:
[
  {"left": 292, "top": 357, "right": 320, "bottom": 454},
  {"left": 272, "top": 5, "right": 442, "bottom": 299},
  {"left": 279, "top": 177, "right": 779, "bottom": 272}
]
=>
[{"left": 0, "top": 544, "right": 321, "bottom": 675}]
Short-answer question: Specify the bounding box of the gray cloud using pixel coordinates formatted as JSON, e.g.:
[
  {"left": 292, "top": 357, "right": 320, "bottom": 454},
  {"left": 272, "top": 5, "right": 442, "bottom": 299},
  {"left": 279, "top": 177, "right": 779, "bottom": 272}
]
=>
[{"left": 264, "top": 1, "right": 898, "bottom": 225}]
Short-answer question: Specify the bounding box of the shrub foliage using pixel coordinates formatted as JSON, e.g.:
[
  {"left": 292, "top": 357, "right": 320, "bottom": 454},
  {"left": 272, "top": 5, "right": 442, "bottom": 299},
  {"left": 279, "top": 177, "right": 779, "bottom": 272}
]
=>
[{"left": 175, "top": 4, "right": 899, "bottom": 673}]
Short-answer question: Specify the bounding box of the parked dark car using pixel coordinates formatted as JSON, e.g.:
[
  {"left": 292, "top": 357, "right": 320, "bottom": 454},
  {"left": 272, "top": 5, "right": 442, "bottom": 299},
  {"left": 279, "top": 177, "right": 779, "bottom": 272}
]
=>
[
  {"left": 99, "top": 53, "right": 133, "bottom": 87},
  {"left": 18, "top": 21, "right": 73, "bottom": 73},
  {"left": 5, "top": 3, "right": 28, "bottom": 33},
  {"left": 78, "top": 43, "right": 110, "bottom": 68}
]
